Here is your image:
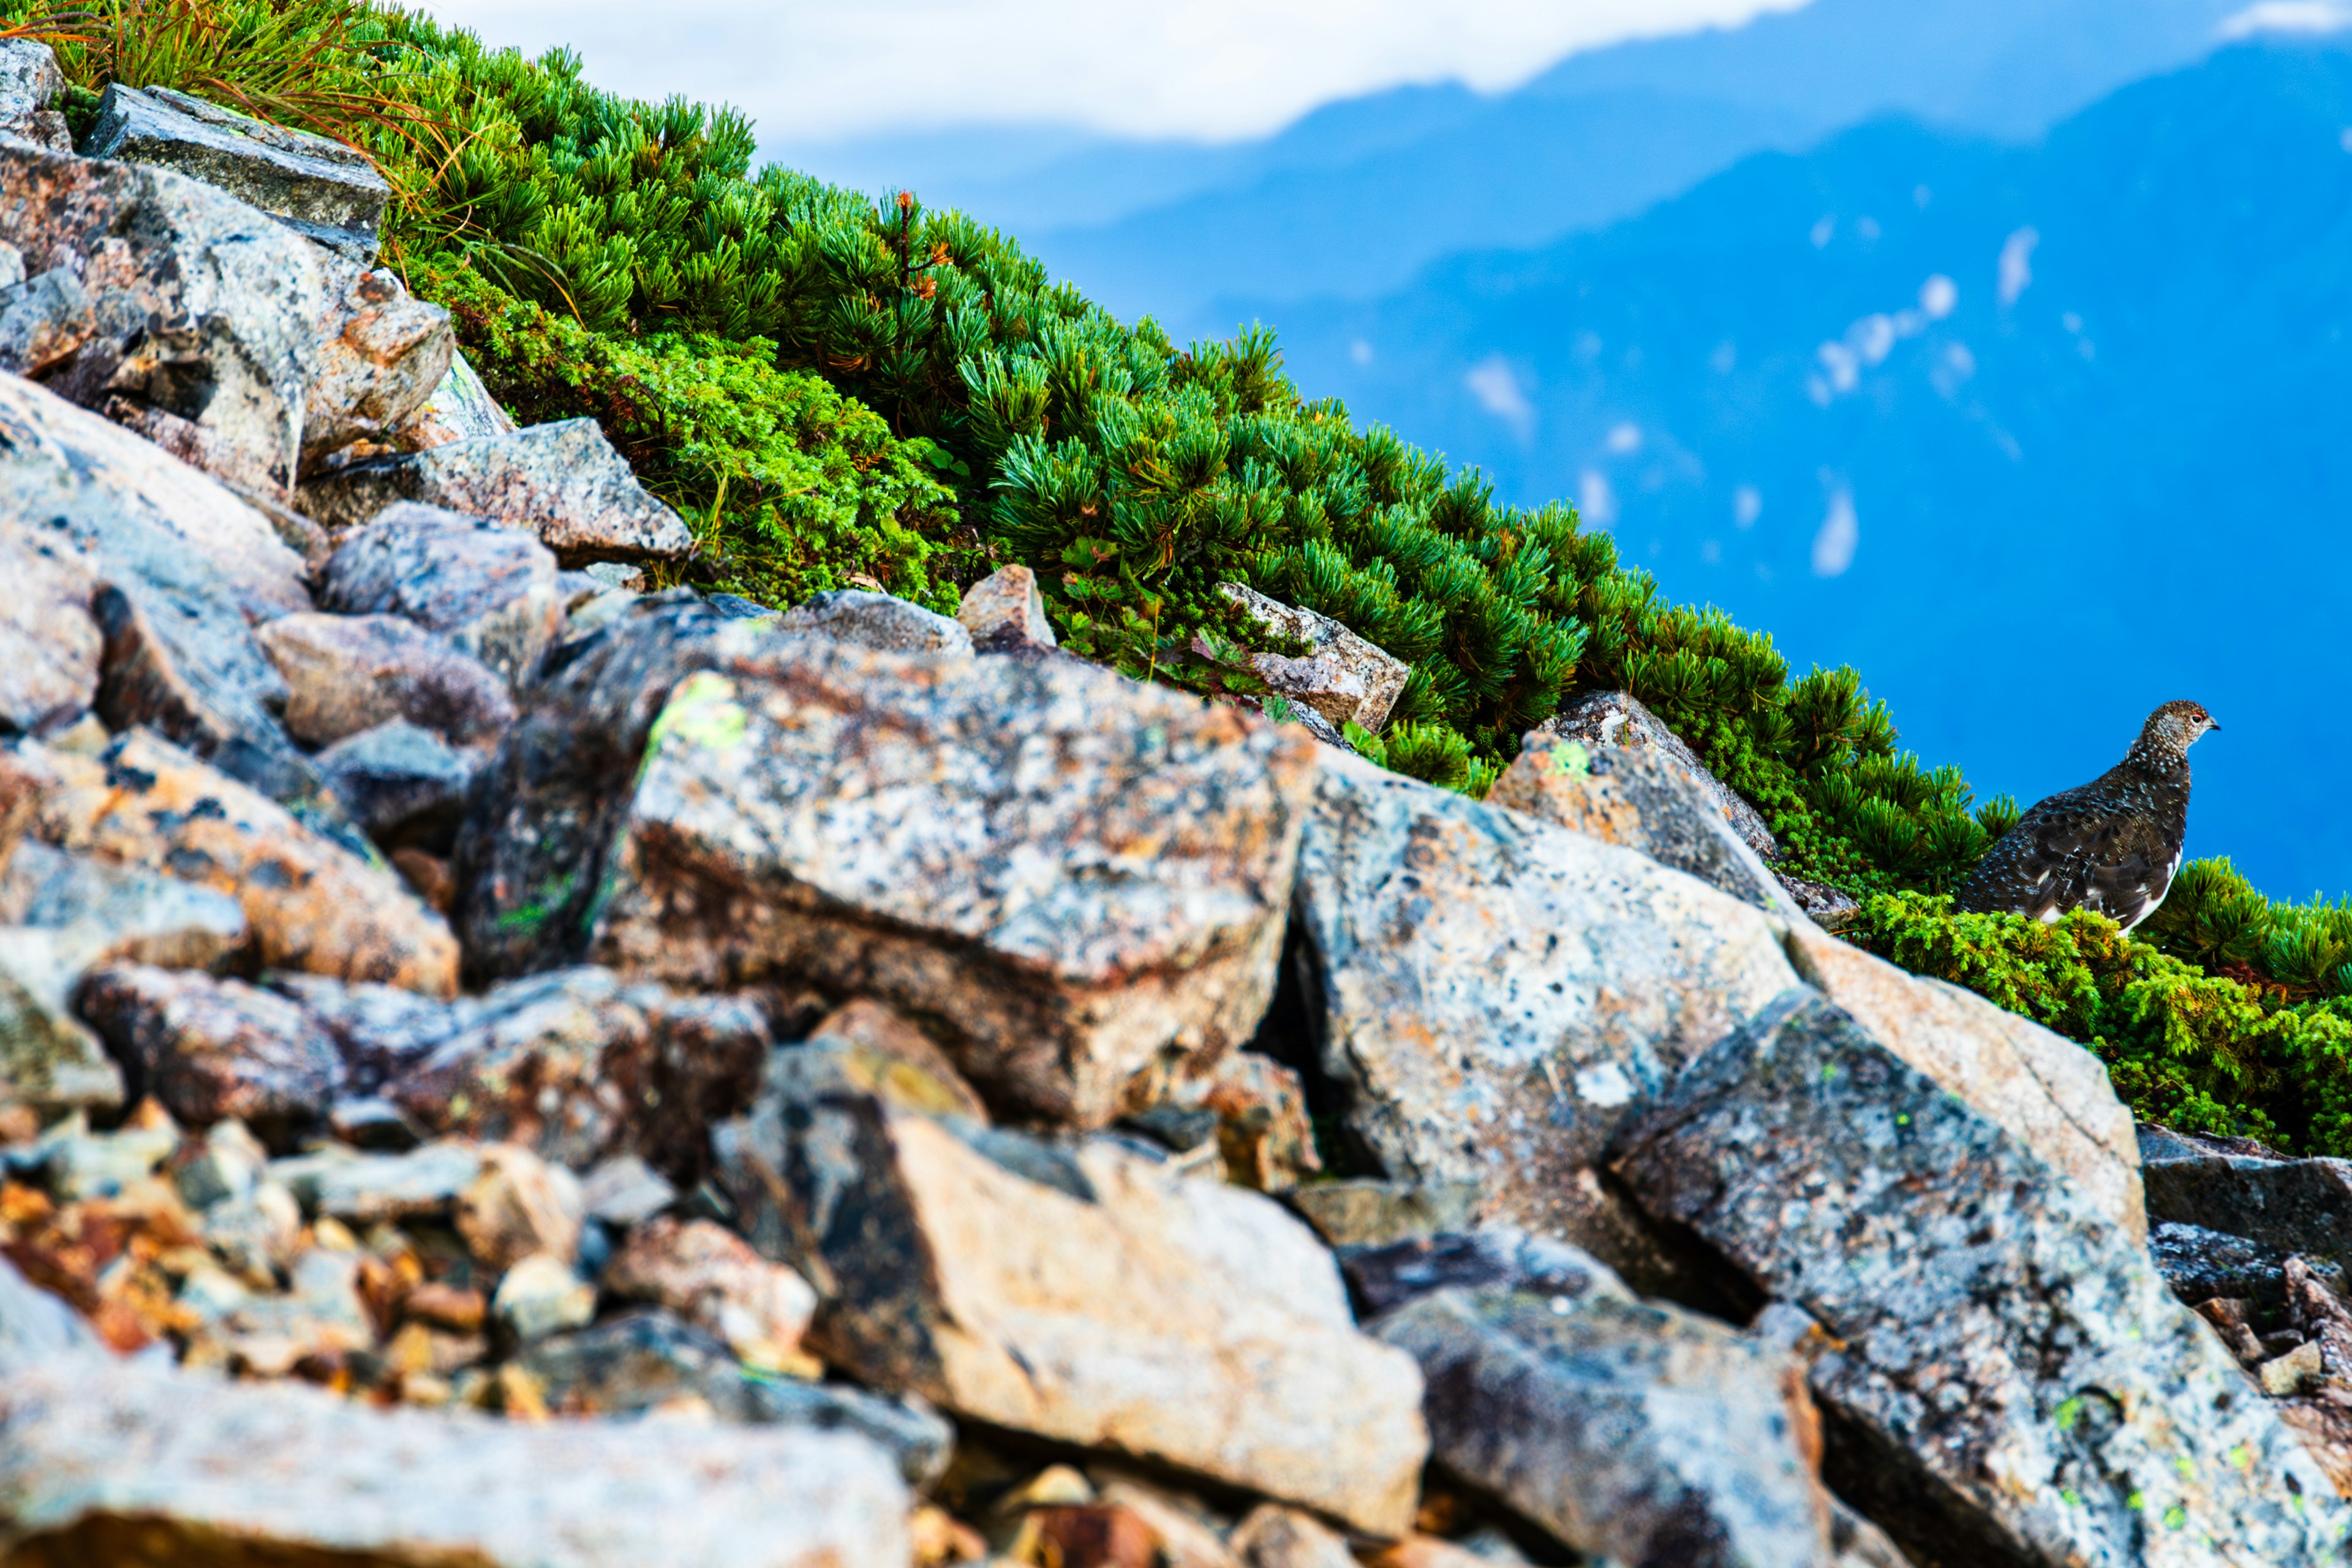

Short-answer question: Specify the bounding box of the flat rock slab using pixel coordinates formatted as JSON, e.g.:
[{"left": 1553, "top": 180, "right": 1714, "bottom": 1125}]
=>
[
  {"left": 299, "top": 420, "right": 693, "bottom": 565},
  {"left": 780, "top": 589, "right": 972, "bottom": 656},
  {"left": 83, "top": 83, "right": 390, "bottom": 260},
  {"left": 2, "top": 730, "right": 458, "bottom": 997},
  {"left": 317, "top": 502, "right": 565, "bottom": 690},
  {"left": 589, "top": 624, "right": 1317, "bottom": 1125},
  {"left": 257, "top": 612, "right": 515, "bottom": 749},
  {"left": 1221, "top": 582, "right": 1409, "bottom": 733},
  {"left": 1611, "top": 990, "right": 2346, "bottom": 1567},
  {"left": 0, "top": 1349, "right": 911, "bottom": 1568},
  {"left": 1294, "top": 749, "right": 1797, "bottom": 1280},
  {"left": 1537, "top": 690, "right": 1777, "bottom": 861},
  {"left": 715, "top": 1070, "right": 1429, "bottom": 1534},
  {"left": 2142, "top": 1153, "right": 2352, "bottom": 1262}
]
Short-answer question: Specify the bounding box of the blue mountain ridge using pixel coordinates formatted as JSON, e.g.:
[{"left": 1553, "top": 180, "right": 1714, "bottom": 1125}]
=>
[{"left": 1237, "top": 39, "right": 2352, "bottom": 898}]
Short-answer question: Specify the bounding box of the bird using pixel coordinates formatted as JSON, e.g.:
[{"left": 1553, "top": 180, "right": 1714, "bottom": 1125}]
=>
[{"left": 1956, "top": 699, "right": 2220, "bottom": 931}]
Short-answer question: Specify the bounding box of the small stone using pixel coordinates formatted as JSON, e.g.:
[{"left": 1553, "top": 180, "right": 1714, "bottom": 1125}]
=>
[
  {"left": 298, "top": 420, "right": 693, "bottom": 566},
  {"left": 0, "top": 40, "right": 67, "bottom": 150},
  {"left": 579, "top": 1152, "right": 678, "bottom": 1229},
  {"left": 956, "top": 564, "right": 1058, "bottom": 652},
  {"left": 1229, "top": 1505, "right": 1357, "bottom": 1568},
  {"left": 793, "top": 997, "right": 990, "bottom": 1124},
  {"left": 2259, "top": 1337, "right": 2326, "bottom": 1396},
  {"left": 0, "top": 840, "right": 249, "bottom": 974},
  {"left": 603, "top": 1215, "right": 817, "bottom": 1371},
  {"left": 77, "top": 964, "right": 345, "bottom": 1144},
  {"left": 0, "top": 929, "right": 126, "bottom": 1114},
  {"left": 270, "top": 1139, "right": 483, "bottom": 1224},
  {"left": 456, "top": 1142, "right": 585, "bottom": 1273},
  {"left": 1536, "top": 690, "right": 1777, "bottom": 859},
  {"left": 201, "top": 1180, "right": 303, "bottom": 1286},
  {"left": 315, "top": 721, "right": 480, "bottom": 853},
  {"left": 779, "top": 589, "right": 973, "bottom": 657},
  {"left": 1286, "top": 1179, "right": 1481, "bottom": 1251},
  {"left": 492, "top": 1250, "right": 597, "bottom": 1343},
  {"left": 1125, "top": 1050, "right": 1320, "bottom": 1193},
  {"left": 316, "top": 503, "right": 565, "bottom": 692},
  {"left": 167, "top": 1117, "right": 269, "bottom": 1210},
  {"left": 1219, "top": 583, "right": 1410, "bottom": 733},
  {"left": 1012, "top": 1506, "right": 1161, "bottom": 1568},
  {"left": 256, "top": 612, "right": 516, "bottom": 749},
  {"left": 388, "top": 348, "right": 516, "bottom": 450},
  {"left": 389, "top": 848, "right": 457, "bottom": 914},
  {"left": 402, "top": 1280, "right": 488, "bottom": 1335},
  {"left": 12, "top": 1104, "right": 179, "bottom": 1200}
]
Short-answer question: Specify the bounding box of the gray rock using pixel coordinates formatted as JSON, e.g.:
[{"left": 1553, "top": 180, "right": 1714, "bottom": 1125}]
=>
[
  {"left": 0, "top": 262, "right": 95, "bottom": 378},
  {"left": 1538, "top": 690, "right": 1777, "bottom": 860},
  {"left": 579, "top": 1153, "right": 677, "bottom": 1227},
  {"left": 257, "top": 612, "right": 516, "bottom": 749},
  {"left": 1336, "top": 1227, "right": 1637, "bottom": 1321},
  {"left": 81, "top": 84, "right": 391, "bottom": 260},
  {"left": 268, "top": 1137, "right": 484, "bottom": 1223},
  {"left": 390, "top": 347, "right": 516, "bottom": 450},
  {"left": 298, "top": 420, "right": 693, "bottom": 565},
  {"left": 5, "top": 1104, "right": 179, "bottom": 1199},
  {"left": 77, "top": 963, "right": 345, "bottom": 1142},
  {"left": 778, "top": 589, "right": 973, "bottom": 656},
  {"left": 712, "top": 1063, "right": 1430, "bottom": 1535},
  {"left": 314, "top": 720, "right": 479, "bottom": 851},
  {"left": 1610, "top": 989, "right": 2345, "bottom": 1567},
  {"left": 582, "top": 625, "right": 1318, "bottom": 1126},
  {"left": 0, "top": 1256, "right": 98, "bottom": 1365},
  {"left": 0, "top": 519, "right": 100, "bottom": 738},
  {"left": 492, "top": 1251, "right": 596, "bottom": 1342},
  {"left": 1778, "top": 875, "right": 1862, "bottom": 932},
  {"left": 1373, "top": 1270, "right": 1834, "bottom": 1568},
  {"left": 265, "top": 970, "right": 464, "bottom": 1091},
  {"left": 2, "top": 144, "right": 448, "bottom": 502},
  {"left": 0, "top": 930, "right": 124, "bottom": 1113},
  {"left": 1488, "top": 733, "right": 1803, "bottom": 921},
  {"left": 957, "top": 563, "right": 1058, "bottom": 651},
  {"left": 0, "top": 840, "right": 249, "bottom": 973},
  {"left": 317, "top": 502, "right": 566, "bottom": 690},
  {"left": 0, "top": 40, "right": 67, "bottom": 151},
  {"left": 2149, "top": 1220, "right": 2346, "bottom": 1317},
  {"left": 0, "top": 1348, "right": 913, "bottom": 1568},
  {"left": 1294, "top": 748, "right": 1798, "bottom": 1286},
  {"left": 515, "top": 1309, "right": 953, "bottom": 1484},
  {"left": 1220, "top": 582, "right": 1411, "bottom": 733},
  {"left": 2141, "top": 1149, "right": 2352, "bottom": 1262},
  {"left": 1286, "top": 1179, "right": 1483, "bottom": 1250}
]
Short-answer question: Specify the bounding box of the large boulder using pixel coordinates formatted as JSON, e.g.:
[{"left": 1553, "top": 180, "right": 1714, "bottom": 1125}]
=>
[
  {"left": 1, "top": 730, "right": 459, "bottom": 996},
  {"left": 1220, "top": 583, "right": 1409, "bottom": 734},
  {"left": 314, "top": 720, "right": 480, "bottom": 851},
  {"left": 256, "top": 612, "right": 516, "bottom": 749},
  {"left": 0, "top": 518, "right": 99, "bottom": 739},
  {"left": 0, "top": 40, "right": 69, "bottom": 152},
  {"left": 1, "top": 144, "right": 449, "bottom": 502},
  {"left": 1293, "top": 749, "right": 1798, "bottom": 1283},
  {"left": 80, "top": 84, "right": 392, "bottom": 260},
  {"left": 298, "top": 420, "right": 693, "bottom": 565},
  {"left": 0, "top": 841, "right": 249, "bottom": 974},
  {"left": 779, "top": 588, "right": 972, "bottom": 656},
  {"left": 1610, "top": 989, "right": 2345, "bottom": 1567},
  {"left": 713, "top": 1063, "right": 1429, "bottom": 1535},
  {"left": 584, "top": 623, "right": 1317, "bottom": 1126},
  {"left": 1538, "top": 690, "right": 1777, "bottom": 860},
  {"left": 0, "top": 1322, "right": 911, "bottom": 1568},
  {"left": 316, "top": 502, "right": 567, "bottom": 691},
  {"left": 2141, "top": 1144, "right": 2352, "bottom": 1262},
  {"left": 77, "top": 963, "right": 345, "bottom": 1142}
]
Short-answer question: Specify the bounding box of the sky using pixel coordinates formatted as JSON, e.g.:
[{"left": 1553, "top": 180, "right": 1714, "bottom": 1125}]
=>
[{"left": 418, "top": 0, "right": 1809, "bottom": 146}]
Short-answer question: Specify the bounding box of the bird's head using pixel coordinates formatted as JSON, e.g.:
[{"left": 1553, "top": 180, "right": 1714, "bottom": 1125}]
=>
[{"left": 2136, "top": 699, "right": 2219, "bottom": 763}]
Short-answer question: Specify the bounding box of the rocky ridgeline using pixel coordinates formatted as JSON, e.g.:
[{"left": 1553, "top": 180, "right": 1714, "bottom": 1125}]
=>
[{"left": 2, "top": 39, "right": 2350, "bottom": 1568}]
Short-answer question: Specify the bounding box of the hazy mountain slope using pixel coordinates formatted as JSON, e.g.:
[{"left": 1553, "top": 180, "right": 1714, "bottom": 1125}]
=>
[{"left": 1248, "top": 40, "right": 2352, "bottom": 895}]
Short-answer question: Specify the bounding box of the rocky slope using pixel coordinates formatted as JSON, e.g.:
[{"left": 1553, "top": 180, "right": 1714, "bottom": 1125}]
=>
[{"left": 3, "top": 40, "right": 2351, "bottom": 1568}]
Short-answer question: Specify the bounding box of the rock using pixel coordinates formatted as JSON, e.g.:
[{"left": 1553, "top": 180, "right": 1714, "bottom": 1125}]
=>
[
  {"left": 0, "top": 374, "right": 311, "bottom": 621},
  {"left": 2149, "top": 1219, "right": 2346, "bottom": 1316},
  {"left": 1609, "top": 989, "right": 2345, "bottom": 1567},
  {"left": 2141, "top": 1148, "right": 2352, "bottom": 1262},
  {"left": 80, "top": 84, "right": 392, "bottom": 260},
  {"left": 586, "top": 626, "right": 1317, "bottom": 1126},
  {"left": 794, "top": 997, "right": 991, "bottom": 1124},
  {"left": 1230, "top": 1505, "right": 1359, "bottom": 1568},
  {"left": 456, "top": 1142, "right": 585, "bottom": 1273},
  {"left": 0, "top": 262, "right": 96, "bottom": 379},
  {"left": 1220, "top": 583, "right": 1411, "bottom": 733},
  {"left": 0, "top": 42, "right": 67, "bottom": 153},
  {"left": 168, "top": 1116, "right": 269, "bottom": 1209},
  {"left": 1778, "top": 875, "right": 1861, "bottom": 932},
  {"left": 1125, "top": 1049, "right": 1321, "bottom": 1193},
  {"left": 1293, "top": 749, "right": 1798, "bottom": 1285},
  {"left": 270, "top": 1138, "right": 483, "bottom": 1223},
  {"left": 452, "top": 592, "right": 748, "bottom": 980},
  {"left": 579, "top": 1153, "right": 677, "bottom": 1228},
  {"left": 957, "top": 564, "right": 1058, "bottom": 651},
  {"left": 265, "top": 970, "right": 459, "bottom": 1091},
  {"left": 1091, "top": 1479, "right": 1241, "bottom": 1568},
  {"left": 1781, "top": 919, "right": 2146, "bottom": 1240},
  {"left": 1487, "top": 733, "right": 1802, "bottom": 921},
  {"left": 492, "top": 1251, "right": 596, "bottom": 1343},
  {"left": 0, "top": 1346, "right": 912, "bottom": 1568},
  {"left": 780, "top": 589, "right": 974, "bottom": 657},
  {"left": 317, "top": 503, "right": 566, "bottom": 691},
  {"left": 2275, "top": 1399, "right": 2352, "bottom": 1502},
  {"left": 314, "top": 720, "right": 480, "bottom": 851},
  {"left": 6, "top": 1102, "right": 180, "bottom": 1199},
  {"left": 1336, "top": 1226, "right": 1634, "bottom": 1322},
  {"left": 297, "top": 420, "right": 693, "bottom": 565},
  {"left": 2, "top": 731, "right": 459, "bottom": 995},
  {"left": 391, "top": 347, "right": 516, "bottom": 450},
  {"left": 1286, "top": 1178, "right": 1482, "bottom": 1251},
  {"left": 2260, "top": 1339, "right": 2326, "bottom": 1396},
  {"left": 604, "top": 1215, "right": 817, "bottom": 1371},
  {"left": 3, "top": 145, "right": 448, "bottom": 502},
  {"left": 77, "top": 963, "right": 345, "bottom": 1142},
  {"left": 0, "top": 931, "right": 124, "bottom": 1113},
  {"left": 257, "top": 612, "right": 516, "bottom": 749},
  {"left": 1371, "top": 1265, "right": 1833, "bottom": 1568},
  {"left": 1012, "top": 1504, "right": 1163, "bottom": 1568},
  {"left": 1538, "top": 690, "right": 1777, "bottom": 860},
  {"left": 0, "top": 1256, "right": 99, "bottom": 1363},
  {"left": 379, "top": 967, "right": 770, "bottom": 1176},
  {"left": 0, "top": 841, "right": 249, "bottom": 973},
  {"left": 0, "top": 515, "right": 100, "bottom": 738},
  {"left": 712, "top": 1066, "right": 1429, "bottom": 1535}
]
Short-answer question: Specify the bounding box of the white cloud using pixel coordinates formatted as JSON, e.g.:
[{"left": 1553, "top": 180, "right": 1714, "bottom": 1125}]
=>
[
  {"left": 1580, "top": 469, "right": 1620, "bottom": 527},
  {"left": 1998, "top": 227, "right": 2039, "bottom": 307},
  {"left": 423, "top": 0, "right": 1811, "bottom": 145},
  {"left": 1605, "top": 421, "right": 1643, "bottom": 454},
  {"left": 1811, "top": 486, "right": 1858, "bottom": 577},
  {"left": 1350, "top": 339, "right": 1374, "bottom": 366},
  {"left": 1919, "top": 274, "right": 1957, "bottom": 319},
  {"left": 1464, "top": 354, "right": 1536, "bottom": 440},
  {"left": 2219, "top": 1, "right": 2352, "bottom": 39},
  {"left": 1733, "top": 484, "right": 1762, "bottom": 528}
]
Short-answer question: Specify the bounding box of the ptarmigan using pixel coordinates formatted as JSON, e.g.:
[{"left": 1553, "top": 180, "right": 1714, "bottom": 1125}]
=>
[{"left": 1956, "top": 699, "right": 2218, "bottom": 931}]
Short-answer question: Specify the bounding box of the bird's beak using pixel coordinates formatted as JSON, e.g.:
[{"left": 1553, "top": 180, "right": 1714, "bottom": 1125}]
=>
[{"left": 2209, "top": 720, "right": 2222, "bottom": 733}]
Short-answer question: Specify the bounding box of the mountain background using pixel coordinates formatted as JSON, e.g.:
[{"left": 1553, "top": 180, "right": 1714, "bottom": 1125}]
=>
[{"left": 782, "top": 0, "right": 2352, "bottom": 900}]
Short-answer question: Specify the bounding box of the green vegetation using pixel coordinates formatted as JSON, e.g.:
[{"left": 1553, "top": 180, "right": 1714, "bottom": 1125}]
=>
[{"left": 15, "top": 0, "right": 2352, "bottom": 1145}]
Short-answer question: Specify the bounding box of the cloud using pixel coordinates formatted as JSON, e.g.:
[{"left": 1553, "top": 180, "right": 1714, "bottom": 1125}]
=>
[
  {"left": 2219, "top": 2, "right": 2352, "bottom": 40},
  {"left": 422, "top": 0, "right": 1809, "bottom": 145},
  {"left": 1811, "top": 486, "right": 1858, "bottom": 577},
  {"left": 1464, "top": 354, "right": 1536, "bottom": 441},
  {"left": 1997, "top": 227, "right": 2039, "bottom": 307}
]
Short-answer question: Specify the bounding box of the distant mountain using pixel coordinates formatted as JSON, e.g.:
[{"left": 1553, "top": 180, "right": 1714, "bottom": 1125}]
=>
[{"left": 1245, "top": 40, "right": 2352, "bottom": 897}]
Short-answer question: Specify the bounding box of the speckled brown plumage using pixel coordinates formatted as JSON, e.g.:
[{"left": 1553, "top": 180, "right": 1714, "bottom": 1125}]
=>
[{"left": 1957, "top": 700, "right": 2219, "bottom": 931}]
